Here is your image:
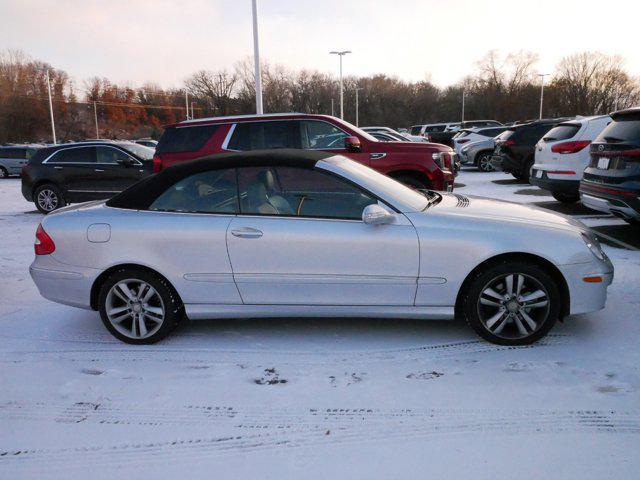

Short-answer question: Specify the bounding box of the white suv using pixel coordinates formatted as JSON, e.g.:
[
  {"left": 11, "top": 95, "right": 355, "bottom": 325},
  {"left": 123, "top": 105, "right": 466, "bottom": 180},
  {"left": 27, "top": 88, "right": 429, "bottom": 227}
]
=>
[
  {"left": 452, "top": 126, "right": 507, "bottom": 155},
  {"left": 530, "top": 116, "right": 611, "bottom": 203}
]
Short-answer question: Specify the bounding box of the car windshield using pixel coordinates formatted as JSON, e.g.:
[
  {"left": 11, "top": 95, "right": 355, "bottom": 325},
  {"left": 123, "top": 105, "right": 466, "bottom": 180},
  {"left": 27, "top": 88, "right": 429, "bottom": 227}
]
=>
[
  {"left": 119, "top": 142, "right": 155, "bottom": 160},
  {"left": 321, "top": 156, "right": 429, "bottom": 212}
]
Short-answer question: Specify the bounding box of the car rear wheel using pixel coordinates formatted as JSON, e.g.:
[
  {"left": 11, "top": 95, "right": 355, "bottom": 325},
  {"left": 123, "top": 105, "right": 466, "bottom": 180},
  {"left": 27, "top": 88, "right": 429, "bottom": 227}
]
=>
[
  {"left": 462, "top": 261, "right": 560, "bottom": 345},
  {"left": 98, "top": 268, "right": 183, "bottom": 344},
  {"left": 476, "top": 153, "right": 494, "bottom": 172},
  {"left": 0, "top": 167, "right": 8, "bottom": 179},
  {"left": 551, "top": 192, "right": 580, "bottom": 204},
  {"left": 34, "top": 184, "right": 65, "bottom": 214}
]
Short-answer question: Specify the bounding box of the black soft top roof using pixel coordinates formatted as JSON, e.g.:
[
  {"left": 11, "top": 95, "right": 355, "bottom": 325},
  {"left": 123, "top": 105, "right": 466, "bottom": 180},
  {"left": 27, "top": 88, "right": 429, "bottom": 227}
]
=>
[{"left": 106, "top": 149, "right": 335, "bottom": 210}]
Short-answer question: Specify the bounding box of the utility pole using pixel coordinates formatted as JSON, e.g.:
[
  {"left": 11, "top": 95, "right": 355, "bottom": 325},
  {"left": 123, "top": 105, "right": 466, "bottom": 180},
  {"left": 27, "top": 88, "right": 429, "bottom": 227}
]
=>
[
  {"left": 191, "top": 102, "right": 196, "bottom": 119},
  {"left": 461, "top": 89, "right": 466, "bottom": 122},
  {"left": 355, "top": 87, "right": 363, "bottom": 127},
  {"left": 185, "top": 90, "right": 190, "bottom": 120},
  {"left": 46, "top": 70, "right": 57, "bottom": 144},
  {"left": 537, "top": 73, "right": 549, "bottom": 120},
  {"left": 93, "top": 101, "right": 99, "bottom": 139},
  {"left": 251, "top": 0, "right": 264, "bottom": 114},
  {"left": 329, "top": 50, "right": 351, "bottom": 119},
  {"left": 331, "top": 98, "right": 334, "bottom": 116}
]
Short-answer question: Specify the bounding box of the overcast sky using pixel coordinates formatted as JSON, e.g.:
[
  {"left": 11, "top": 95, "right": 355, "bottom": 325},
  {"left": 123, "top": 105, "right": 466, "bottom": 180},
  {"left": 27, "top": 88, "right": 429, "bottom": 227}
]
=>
[{"left": 2, "top": 0, "right": 639, "bottom": 89}]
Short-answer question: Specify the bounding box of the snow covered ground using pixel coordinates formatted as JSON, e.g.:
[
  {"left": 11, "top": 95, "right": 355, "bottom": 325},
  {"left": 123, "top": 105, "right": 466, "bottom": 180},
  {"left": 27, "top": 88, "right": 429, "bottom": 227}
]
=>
[{"left": 1, "top": 171, "right": 639, "bottom": 479}]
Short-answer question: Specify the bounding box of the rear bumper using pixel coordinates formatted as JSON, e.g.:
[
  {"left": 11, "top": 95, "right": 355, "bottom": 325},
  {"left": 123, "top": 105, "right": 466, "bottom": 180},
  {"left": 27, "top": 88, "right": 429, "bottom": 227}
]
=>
[
  {"left": 21, "top": 179, "right": 33, "bottom": 202},
  {"left": 30, "top": 255, "right": 99, "bottom": 310},
  {"left": 530, "top": 169, "right": 580, "bottom": 194},
  {"left": 579, "top": 182, "right": 640, "bottom": 220}
]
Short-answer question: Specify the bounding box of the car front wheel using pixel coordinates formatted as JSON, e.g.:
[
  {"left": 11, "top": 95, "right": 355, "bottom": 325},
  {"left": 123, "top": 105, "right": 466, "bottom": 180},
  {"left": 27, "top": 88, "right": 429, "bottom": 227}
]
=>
[
  {"left": 98, "top": 268, "right": 183, "bottom": 344},
  {"left": 552, "top": 192, "right": 580, "bottom": 204},
  {"left": 34, "top": 184, "right": 65, "bottom": 214},
  {"left": 462, "top": 261, "right": 560, "bottom": 345}
]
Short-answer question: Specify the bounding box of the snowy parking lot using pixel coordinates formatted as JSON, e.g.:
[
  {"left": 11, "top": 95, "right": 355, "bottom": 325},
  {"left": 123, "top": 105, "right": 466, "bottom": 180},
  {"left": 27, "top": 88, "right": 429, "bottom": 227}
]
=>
[{"left": 1, "top": 170, "right": 639, "bottom": 479}]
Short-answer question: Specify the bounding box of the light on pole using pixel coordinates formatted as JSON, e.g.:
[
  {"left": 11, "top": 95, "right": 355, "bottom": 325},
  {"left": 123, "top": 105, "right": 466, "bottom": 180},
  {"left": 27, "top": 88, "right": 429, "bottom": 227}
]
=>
[
  {"left": 252, "top": 0, "right": 264, "bottom": 114},
  {"left": 46, "top": 70, "right": 57, "bottom": 144},
  {"left": 329, "top": 50, "right": 351, "bottom": 119},
  {"left": 355, "top": 87, "right": 363, "bottom": 127},
  {"left": 537, "top": 73, "right": 549, "bottom": 120}
]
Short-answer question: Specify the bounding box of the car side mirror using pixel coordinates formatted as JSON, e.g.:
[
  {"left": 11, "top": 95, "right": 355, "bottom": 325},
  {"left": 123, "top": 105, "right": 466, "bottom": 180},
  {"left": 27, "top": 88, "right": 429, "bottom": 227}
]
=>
[
  {"left": 362, "top": 204, "right": 394, "bottom": 225},
  {"left": 344, "top": 136, "right": 362, "bottom": 153}
]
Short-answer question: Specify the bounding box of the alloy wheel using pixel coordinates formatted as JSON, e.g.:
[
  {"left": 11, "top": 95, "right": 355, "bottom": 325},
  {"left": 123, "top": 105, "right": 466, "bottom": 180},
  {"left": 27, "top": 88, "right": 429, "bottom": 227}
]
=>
[
  {"left": 478, "top": 154, "right": 494, "bottom": 172},
  {"left": 0, "top": 168, "right": 7, "bottom": 178},
  {"left": 105, "top": 279, "right": 165, "bottom": 340},
  {"left": 477, "top": 273, "right": 550, "bottom": 340},
  {"left": 37, "top": 188, "right": 59, "bottom": 212}
]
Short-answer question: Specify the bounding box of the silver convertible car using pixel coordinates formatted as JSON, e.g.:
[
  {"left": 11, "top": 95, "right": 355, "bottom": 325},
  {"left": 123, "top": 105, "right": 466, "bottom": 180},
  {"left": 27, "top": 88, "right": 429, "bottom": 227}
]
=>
[{"left": 30, "top": 150, "right": 613, "bottom": 345}]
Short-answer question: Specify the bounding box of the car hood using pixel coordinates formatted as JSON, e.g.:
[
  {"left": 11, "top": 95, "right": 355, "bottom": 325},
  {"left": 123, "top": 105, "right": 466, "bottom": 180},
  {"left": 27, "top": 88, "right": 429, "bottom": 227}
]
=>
[{"left": 428, "top": 193, "right": 586, "bottom": 232}]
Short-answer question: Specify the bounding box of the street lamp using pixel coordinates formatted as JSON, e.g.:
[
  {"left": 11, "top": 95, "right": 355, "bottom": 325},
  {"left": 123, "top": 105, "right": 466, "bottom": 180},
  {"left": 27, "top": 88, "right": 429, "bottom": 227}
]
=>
[
  {"left": 537, "top": 73, "right": 550, "bottom": 120},
  {"left": 251, "top": 0, "right": 263, "bottom": 114},
  {"left": 355, "top": 87, "right": 363, "bottom": 127},
  {"left": 329, "top": 50, "right": 351, "bottom": 119}
]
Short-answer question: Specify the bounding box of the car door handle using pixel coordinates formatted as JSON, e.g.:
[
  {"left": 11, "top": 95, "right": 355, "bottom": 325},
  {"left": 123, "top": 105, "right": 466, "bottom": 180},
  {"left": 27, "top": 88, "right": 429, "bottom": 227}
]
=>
[
  {"left": 231, "top": 227, "right": 263, "bottom": 239},
  {"left": 370, "top": 153, "right": 386, "bottom": 160},
  {"left": 53, "top": 166, "right": 63, "bottom": 170},
  {"left": 94, "top": 169, "right": 105, "bottom": 172}
]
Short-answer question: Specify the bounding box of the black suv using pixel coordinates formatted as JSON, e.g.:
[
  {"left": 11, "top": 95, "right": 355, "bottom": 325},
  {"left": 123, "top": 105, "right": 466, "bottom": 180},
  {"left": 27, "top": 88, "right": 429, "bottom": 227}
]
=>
[
  {"left": 491, "top": 119, "right": 567, "bottom": 182},
  {"left": 22, "top": 141, "right": 155, "bottom": 213},
  {"left": 580, "top": 108, "right": 640, "bottom": 225}
]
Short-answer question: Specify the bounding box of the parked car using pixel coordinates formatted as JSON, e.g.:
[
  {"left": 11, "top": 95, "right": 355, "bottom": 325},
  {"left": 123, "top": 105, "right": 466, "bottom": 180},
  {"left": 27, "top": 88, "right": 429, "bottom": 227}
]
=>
[
  {"left": 491, "top": 119, "right": 568, "bottom": 182},
  {"left": 0, "top": 145, "right": 43, "bottom": 178},
  {"left": 580, "top": 107, "right": 640, "bottom": 224},
  {"left": 134, "top": 139, "right": 158, "bottom": 148},
  {"left": 369, "top": 131, "right": 400, "bottom": 142},
  {"left": 361, "top": 126, "right": 425, "bottom": 142},
  {"left": 452, "top": 126, "right": 508, "bottom": 155},
  {"left": 21, "top": 141, "right": 155, "bottom": 213},
  {"left": 30, "top": 150, "right": 613, "bottom": 346},
  {"left": 409, "top": 123, "right": 458, "bottom": 137},
  {"left": 447, "top": 120, "right": 503, "bottom": 132},
  {"left": 460, "top": 138, "right": 498, "bottom": 172},
  {"left": 530, "top": 116, "right": 611, "bottom": 203},
  {"left": 154, "top": 113, "right": 457, "bottom": 191}
]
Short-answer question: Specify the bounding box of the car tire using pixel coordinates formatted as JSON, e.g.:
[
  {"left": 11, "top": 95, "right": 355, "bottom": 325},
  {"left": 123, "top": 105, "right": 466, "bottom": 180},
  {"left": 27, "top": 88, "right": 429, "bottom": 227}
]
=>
[
  {"left": 0, "top": 167, "right": 8, "bottom": 179},
  {"left": 551, "top": 192, "right": 580, "bottom": 204},
  {"left": 476, "top": 152, "right": 494, "bottom": 172},
  {"left": 34, "top": 184, "right": 65, "bottom": 214},
  {"left": 98, "top": 268, "right": 184, "bottom": 345},
  {"left": 462, "top": 261, "right": 560, "bottom": 346},
  {"left": 521, "top": 158, "right": 534, "bottom": 183},
  {"left": 395, "top": 175, "right": 430, "bottom": 190}
]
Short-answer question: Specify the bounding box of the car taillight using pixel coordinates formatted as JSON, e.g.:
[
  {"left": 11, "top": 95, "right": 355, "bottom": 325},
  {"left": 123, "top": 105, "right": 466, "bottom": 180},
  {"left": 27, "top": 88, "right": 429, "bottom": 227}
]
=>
[
  {"left": 35, "top": 224, "right": 55, "bottom": 255},
  {"left": 551, "top": 140, "right": 591, "bottom": 154},
  {"left": 504, "top": 139, "right": 515, "bottom": 146},
  {"left": 153, "top": 154, "right": 162, "bottom": 173}
]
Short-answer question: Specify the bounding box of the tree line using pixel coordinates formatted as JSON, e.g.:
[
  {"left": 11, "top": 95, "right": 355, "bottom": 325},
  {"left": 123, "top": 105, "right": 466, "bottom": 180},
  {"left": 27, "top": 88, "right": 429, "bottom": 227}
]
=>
[{"left": 1, "top": 49, "right": 638, "bottom": 144}]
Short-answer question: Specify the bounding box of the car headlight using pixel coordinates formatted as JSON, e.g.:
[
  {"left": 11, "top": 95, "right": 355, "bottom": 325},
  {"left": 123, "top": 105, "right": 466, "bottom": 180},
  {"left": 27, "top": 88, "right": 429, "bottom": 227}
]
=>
[{"left": 581, "top": 232, "right": 605, "bottom": 261}]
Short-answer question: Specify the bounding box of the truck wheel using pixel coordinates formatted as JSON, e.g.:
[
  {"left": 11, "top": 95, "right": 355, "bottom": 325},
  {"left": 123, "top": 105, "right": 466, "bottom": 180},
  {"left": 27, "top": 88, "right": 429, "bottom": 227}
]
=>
[{"left": 551, "top": 192, "right": 579, "bottom": 204}]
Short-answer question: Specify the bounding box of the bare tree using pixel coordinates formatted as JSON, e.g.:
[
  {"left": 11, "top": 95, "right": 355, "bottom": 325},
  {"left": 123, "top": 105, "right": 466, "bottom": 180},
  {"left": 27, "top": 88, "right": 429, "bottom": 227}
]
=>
[{"left": 186, "top": 69, "right": 237, "bottom": 116}]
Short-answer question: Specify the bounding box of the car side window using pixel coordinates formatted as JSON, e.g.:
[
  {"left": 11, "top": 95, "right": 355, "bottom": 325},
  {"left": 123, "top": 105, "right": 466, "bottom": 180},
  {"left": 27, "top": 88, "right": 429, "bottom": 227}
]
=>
[
  {"left": 237, "top": 166, "right": 378, "bottom": 220},
  {"left": 300, "top": 120, "right": 347, "bottom": 149},
  {"left": 49, "top": 147, "right": 96, "bottom": 163},
  {"left": 96, "top": 146, "right": 133, "bottom": 165},
  {"left": 227, "top": 121, "right": 302, "bottom": 150},
  {"left": 149, "top": 169, "right": 238, "bottom": 214}
]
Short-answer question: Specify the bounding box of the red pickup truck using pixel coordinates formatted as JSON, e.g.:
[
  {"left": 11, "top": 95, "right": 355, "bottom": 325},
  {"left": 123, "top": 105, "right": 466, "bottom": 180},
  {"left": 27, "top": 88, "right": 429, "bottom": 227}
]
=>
[{"left": 154, "top": 113, "right": 457, "bottom": 191}]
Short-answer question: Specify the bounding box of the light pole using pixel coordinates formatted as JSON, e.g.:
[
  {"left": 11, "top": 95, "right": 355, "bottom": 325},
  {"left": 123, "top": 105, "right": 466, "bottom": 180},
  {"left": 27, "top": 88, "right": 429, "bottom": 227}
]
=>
[
  {"left": 537, "top": 73, "right": 549, "bottom": 120},
  {"left": 331, "top": 98, "right": 334, "bottom": 116},
  {"left": 355, "top": 87, "right": 363, "bottom": 126},
  {"left": 329, "top": 50, "right": 351, "bottom": 119},
  {"left": 93, "top": 101, "right": 99, "bottom": 139},
  {"left": 252, "top": 0, "right": 264, "bottom": 114},
  {"left": 461, "top": 89, "right": 466, "bottom": 122},
  {"left": 185, "top": 90, "right": 190, "bottom": 120},
  {"left": 46, "top": 70, "right": 57, "bottom": 144}
]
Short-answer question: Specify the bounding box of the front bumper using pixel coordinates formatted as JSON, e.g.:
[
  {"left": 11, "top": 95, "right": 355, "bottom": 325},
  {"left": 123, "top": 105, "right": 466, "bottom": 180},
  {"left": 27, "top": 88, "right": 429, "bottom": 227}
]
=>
[
  {"left": 560, "top": 255, "right": 614, "bottom": 316},
  {"left": 30, "top": 255, "right": 99, "bottom": 310},
  {"left": 530, "top": 169, "right": 580, "bottom": 194},
  {"left": 579, "top": 182, "right": 640, "bottom": 221}
]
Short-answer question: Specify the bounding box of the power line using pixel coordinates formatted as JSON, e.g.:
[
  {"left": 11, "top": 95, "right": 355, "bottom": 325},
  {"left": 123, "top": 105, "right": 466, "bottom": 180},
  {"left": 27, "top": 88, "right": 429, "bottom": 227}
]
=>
[{"left": 8, "top": 93, "right": 203, "bottom": 111}]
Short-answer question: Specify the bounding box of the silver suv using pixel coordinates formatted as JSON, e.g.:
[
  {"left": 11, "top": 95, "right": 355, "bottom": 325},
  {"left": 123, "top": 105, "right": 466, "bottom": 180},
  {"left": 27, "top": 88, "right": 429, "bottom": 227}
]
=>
[{"left": 0, "top": 145, "right": 42, "bottom": 178}]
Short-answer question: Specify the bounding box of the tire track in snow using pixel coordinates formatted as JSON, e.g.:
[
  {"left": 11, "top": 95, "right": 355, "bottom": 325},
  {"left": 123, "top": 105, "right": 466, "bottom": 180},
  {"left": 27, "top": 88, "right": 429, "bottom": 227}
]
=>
[{"left": 1, "top": 407, "right": 638, "bottom": 474}]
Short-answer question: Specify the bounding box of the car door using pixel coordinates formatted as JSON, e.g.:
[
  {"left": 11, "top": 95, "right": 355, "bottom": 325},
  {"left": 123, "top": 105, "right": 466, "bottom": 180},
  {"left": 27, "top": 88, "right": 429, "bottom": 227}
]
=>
[
  {"left": 226, "top": 165, "right": 419, "bottom": 305},
  {"left": 44, "top": 146, "right": 98, "bottom": 199},
  {"left": 95, "top": 145, "right": 147, "bottom": 195}
]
